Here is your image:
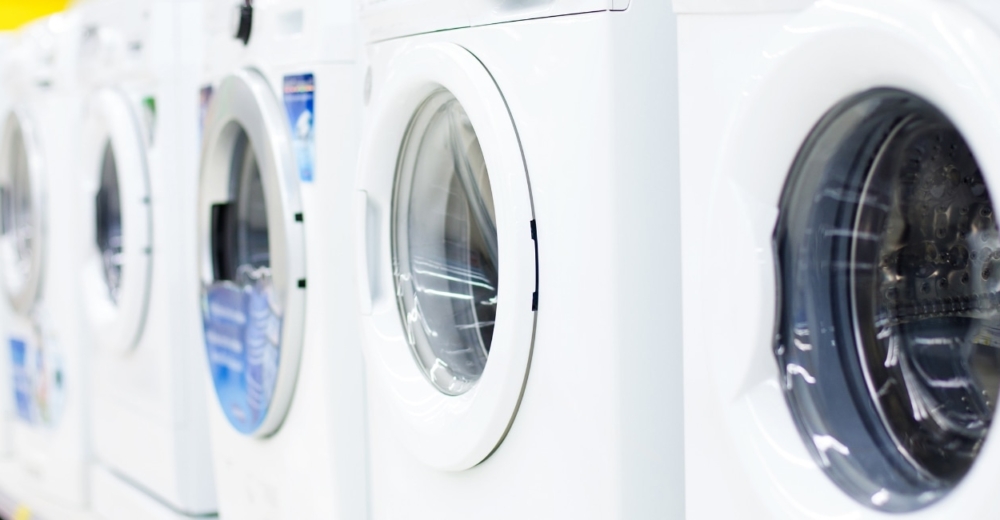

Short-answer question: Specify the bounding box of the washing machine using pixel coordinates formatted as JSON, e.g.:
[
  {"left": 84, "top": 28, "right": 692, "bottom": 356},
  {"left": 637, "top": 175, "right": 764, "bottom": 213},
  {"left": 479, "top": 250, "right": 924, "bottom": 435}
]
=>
[
  {"left": 679, "top": 0, "right": 1000, "bottom": 517},
  {"left": 197, "top": 0, "right": 366, "bottom": 518},
  {"left": 75, "top": 0, "right": 217, "bottom": 518},
  {"left": 354, "top": 1, "right": 681, "bottom": 518},
  {"left": 0, "top": 11, "right": 90, "bottom": 510},
  {"left": 0, "top": 32, "right": 17, "bottom": 463}
]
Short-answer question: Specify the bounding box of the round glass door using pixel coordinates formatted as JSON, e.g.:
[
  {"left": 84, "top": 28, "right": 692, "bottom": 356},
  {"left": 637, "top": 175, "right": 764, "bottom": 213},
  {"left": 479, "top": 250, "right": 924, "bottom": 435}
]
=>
[
  {"left": 0, "top": 113, "right": 42, "bottom": 314},
  {"left": 198, "top": 70, "right": 305, "bottom": 438},
  {"left": 355, "top": 43, "right": 537, "bottom": 470},
  {"left": 203, "top": 127, "right": 283, "bottom": 435},
  {"left": 392, "top": 90, "right": 499, "bottom": 396},
  {"left": 775, "top": 89, "right": 1000, "bottom": 512},
  {"left": 80, "top": 89, "right": 152, "bottom": 353}
]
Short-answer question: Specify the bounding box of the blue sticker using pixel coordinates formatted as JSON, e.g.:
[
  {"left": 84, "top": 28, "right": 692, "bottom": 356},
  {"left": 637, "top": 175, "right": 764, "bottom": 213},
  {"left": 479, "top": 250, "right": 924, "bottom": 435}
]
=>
[
  {"left": 203, "top": 275, "right": 283, "bottom": 435},
  {"left": 9, "top": 331, "right": 64, "bottom": 427},
  {"left": 10, "top": 338, "right": 31, "bottom": 422},
  {"left": 283, "top": 73, "right": 315, "bottom": 182}
]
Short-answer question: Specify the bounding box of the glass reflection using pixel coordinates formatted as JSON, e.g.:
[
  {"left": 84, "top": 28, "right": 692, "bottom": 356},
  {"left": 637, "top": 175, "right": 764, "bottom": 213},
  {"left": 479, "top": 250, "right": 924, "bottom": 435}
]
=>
[
  {"left": 1, "top": 122, "right": 35, "bottom": 287},
  {"left": 393, "top": 90, "right": 499, "bottom": 395},
  {"left": 95, "top": 142, "right": 123, "bottom": 302}
]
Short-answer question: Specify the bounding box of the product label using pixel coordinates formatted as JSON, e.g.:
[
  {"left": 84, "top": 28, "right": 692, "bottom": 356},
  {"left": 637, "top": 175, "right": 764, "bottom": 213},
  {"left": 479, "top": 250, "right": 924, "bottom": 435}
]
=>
[
  {"left": 142, "top": 96, "right": 157, "bottom": 145},
  {"left": 283, "top": 73, "right": 315, "bottom": 182},
  {"left": 202, "top": 275, "right": 283, "bottom": 435},
  {"left": 10, "top": 338, "right": 31, "bottom": 422},
  {"left": 8, "top": 319, "right": 64, "bottom": 428}
]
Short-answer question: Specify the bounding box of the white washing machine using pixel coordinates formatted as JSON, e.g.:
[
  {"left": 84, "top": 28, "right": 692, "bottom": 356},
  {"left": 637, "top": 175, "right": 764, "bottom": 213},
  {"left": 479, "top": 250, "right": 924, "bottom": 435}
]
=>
[
  {"left": 0, "top": 11, "right": 90, "bottom": 510},
  {"left": 679, "top": 0, "right": 1000, "bottom": 517},
  {"left": 355, "top": 1, "right": 681, "bottom": 518},
  {"left": 197, "top": 0, "right": 366, "bottom": 518},
  {"left": 75, "top": 0, "right": 217, "bottom": 518},
  {"left": 0, "top": 32, "right": 17, "bottom": 463}
]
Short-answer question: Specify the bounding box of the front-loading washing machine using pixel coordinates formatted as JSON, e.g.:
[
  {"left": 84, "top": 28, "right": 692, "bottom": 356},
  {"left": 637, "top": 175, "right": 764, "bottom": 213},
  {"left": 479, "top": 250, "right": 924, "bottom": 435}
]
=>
[
  {"left": 197, "top": 0, "right": 366, "bottom": 518},
  {"left": 354, "top": 1, "right": 682, "bottom": 518},
  {"left": 0, "top": 32, "right": 18, "bottom": 464},
  {"left": 0, "top": 10, "right": 91, "bottom": 512},
  {"left": 679, "top": 0, "right": 1000, "bottom": 517},
  {"left": 76, "top": 0, "right": 217, "bottom": 518}
]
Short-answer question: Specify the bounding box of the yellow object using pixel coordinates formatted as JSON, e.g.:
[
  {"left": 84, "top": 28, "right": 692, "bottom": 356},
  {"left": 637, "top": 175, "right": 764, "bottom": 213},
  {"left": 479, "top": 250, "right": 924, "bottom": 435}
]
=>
[
  {"left": 12, "top": 504, "right": 31, "bottom": 520},
  {"left": 0, "top": 0, "right": 72, "bottom": 31}
]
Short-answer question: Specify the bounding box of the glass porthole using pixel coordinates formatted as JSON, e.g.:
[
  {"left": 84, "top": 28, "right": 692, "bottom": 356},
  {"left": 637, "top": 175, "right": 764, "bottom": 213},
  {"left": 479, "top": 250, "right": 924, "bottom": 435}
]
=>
[
  {"left": 199, "top": 70, "right": 306, "bottom": 437},
  {"left": 204, "top": 125, "right": 283, "bottom": 435},
  {"left": 775, "top": 89, "right": 1000, "bottom": 511},
  {"left": 95, "top": 142, "right": 123, "bottom": 303},
  {"left": 0, "top": 118, "right": 37, "bottom": 300},
  {"left": 80, "top": 89, "right": 154, "bottom": 355},
  {"left": 392, "top": 90, "right": 499, "bottom": 396},
  {"left": 216, "top": 128, "right": 270, "bottom": 284}
]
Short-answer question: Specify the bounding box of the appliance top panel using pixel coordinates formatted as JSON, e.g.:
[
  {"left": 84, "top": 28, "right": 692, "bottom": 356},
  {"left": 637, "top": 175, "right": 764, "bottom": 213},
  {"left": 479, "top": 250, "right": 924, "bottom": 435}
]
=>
[
  {"left": 674, "top": 0, "right": 996, "bottom": 14},
  {"left": 203, "top": 0, "right": 355, "bottom": 71},
  {"left": 672, "top": 0, "right": 814, "bottom": 13},
  {"left": 361, "top": 0, "right": 618, "bottom": 43},
  {"left": 76, "top": 0, "right": 151, "bottom": 83}
]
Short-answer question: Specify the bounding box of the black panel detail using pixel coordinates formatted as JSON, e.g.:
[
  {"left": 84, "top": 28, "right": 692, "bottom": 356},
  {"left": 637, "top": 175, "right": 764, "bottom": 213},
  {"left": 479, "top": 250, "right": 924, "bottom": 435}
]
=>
[
  {"left": 210, "top": 202, "right": 237, "bottom": 281},
  {"left": 530, "top": 219, "right": 538, "bottom": 311},
  {"left": 0, "top": 187, "right": 9, "bottom": 233},
  {"left": 297, "top": 279, "right": 306, "bottom": 289},
  {"left": 235, "top": 1, "right": 253, "bottom": 45},
  {"left": 294, "top": 212, "right": 303, "bottom": 222}
]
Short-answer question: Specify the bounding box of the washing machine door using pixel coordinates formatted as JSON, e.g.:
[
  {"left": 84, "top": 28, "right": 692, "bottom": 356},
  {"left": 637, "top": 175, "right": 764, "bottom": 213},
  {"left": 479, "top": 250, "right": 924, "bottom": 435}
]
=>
[
  {"left": 198, "top": 69, "right": 305, "bottom": 438},
  {"left": 775, "top": 89, "right": 1000, "bottom": 512},
  {"left": 0, "top": 111, "right": 44, "bottom": 315},
  {"left": 80, "top": 89, "right": 152, "bottom": 354},
  {"left": 356, "top": 43, "right": 537, "bottom": 470}
]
